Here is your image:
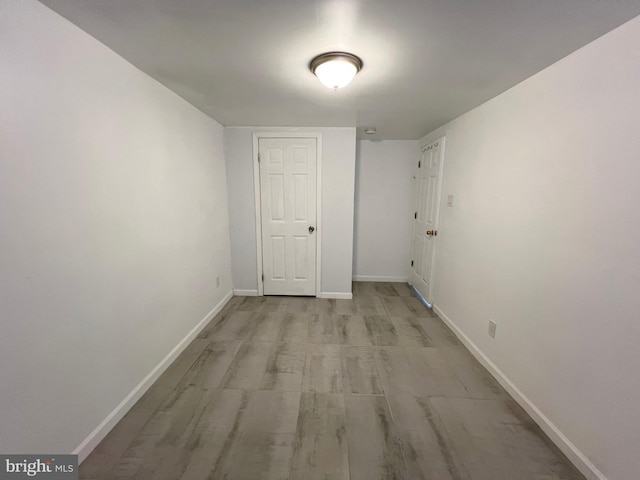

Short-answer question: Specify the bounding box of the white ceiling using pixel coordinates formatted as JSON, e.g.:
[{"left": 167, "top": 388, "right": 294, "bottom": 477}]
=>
[{"left": 40, "top": 0, "right": 640, "bottom": 140}]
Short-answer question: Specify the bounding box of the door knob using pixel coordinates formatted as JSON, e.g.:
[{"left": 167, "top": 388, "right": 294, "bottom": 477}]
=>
[
  {"left": 309, "top": 226, "right": 315, "bottom": 233},
  {"left": 426, "top": 230, "right": 438, "bottom": 237}
]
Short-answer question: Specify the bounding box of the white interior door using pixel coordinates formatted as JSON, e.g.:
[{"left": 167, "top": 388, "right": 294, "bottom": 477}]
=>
[
  {"left": 410, "top": 137, "right": 445, "bottom": 305},
  {"left": 259, "top": 137, "right": 317, "bottom": 295}
]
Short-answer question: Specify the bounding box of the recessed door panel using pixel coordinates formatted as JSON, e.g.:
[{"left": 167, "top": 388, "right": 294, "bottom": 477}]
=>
[
  {"left": 418, "top": 176, "right": 428, "bottom": 222},
  {"left": 293, "top": 147, "right": 308, "bottom": 164},
  {"left": 421, "top": 238, "right": 430, "bottom": 282},
  {"left": 271, "top": 236, "right": 286, "bottom": 280},
  {"left": 415, "top": 235, "right": 425, "bottom": 277},
  {"left": 427, "top": 174, "right": 437, "bottom": 226},
  {"left": 269, "top": 148, "right": 284, "bottom": 165},
  {"left": 293, "top": 174, "right": 308, "bottom": 222},
  {"left": 294, "top": 236, "right": 308, "bottom": 280},
  {"left": 269, "top": 174, "right": 285, "bottom": 221}
]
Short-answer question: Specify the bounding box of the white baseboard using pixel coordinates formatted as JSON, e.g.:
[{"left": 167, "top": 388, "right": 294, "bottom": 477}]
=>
[
  {"left": 73, "top": 290, "right": 234, "bottom": 463},
  {"left": 318, "top": 292, "right": 353, "bottom": 299},
  {"left": 352, "top": 275, "right": 408, "bottom": 282},
  {"left": 432, "top": 304, "right": 606, "bottom": 480},
  {"left": 233, "top": 289, "right": 258, "bottom": 296},
  {"left": 233, "top": 290, "right": 352, "bottom": 299}
]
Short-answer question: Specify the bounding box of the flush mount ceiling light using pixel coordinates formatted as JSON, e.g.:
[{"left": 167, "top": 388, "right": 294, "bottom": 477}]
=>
[{"left": 310, "top": 52, "right": 363, "bottom": 90}]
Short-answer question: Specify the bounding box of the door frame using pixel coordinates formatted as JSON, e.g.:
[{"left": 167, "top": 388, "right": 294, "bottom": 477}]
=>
[
  {"left": 409, "top": 136, "right": 446, "bottom": 306},
  {"left": 252, "top": 132, "right": 323, "bottom": 296}
]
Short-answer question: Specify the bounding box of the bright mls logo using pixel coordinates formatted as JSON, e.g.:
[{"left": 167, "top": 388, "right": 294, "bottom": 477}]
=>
[{"left": 1, "top": 455, "right": 77, "bottom": 480}]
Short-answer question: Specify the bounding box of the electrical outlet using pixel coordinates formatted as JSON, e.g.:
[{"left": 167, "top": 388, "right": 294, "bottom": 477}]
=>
[
  {"left": 488, "top": 320, "right": 497, "bottom": 338},
  {"left": 447, "top": 194, "right": 454, "bottom": 207},
  {"left": 216, "top": 275, "right": 221, "bottom": 288}
]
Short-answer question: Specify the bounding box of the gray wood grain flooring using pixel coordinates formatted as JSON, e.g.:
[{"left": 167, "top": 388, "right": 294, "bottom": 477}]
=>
[
  {"left": 80, "top": 282, "right": 585, "bottom": 480},
  {"left": 345, "top": 394, "right": 406, "bottom": 480},
  {"left": 261, "top": 342, "right": 307, "bottom": 392},
  {"left": 341, "top": 346, "right": 384, "bottom": 394},
  {"left": 290, "top": 393, "right": 349, "bottom": 480},
  {"left": 302, "top": 344, "right": 343, "bottom": 393}
]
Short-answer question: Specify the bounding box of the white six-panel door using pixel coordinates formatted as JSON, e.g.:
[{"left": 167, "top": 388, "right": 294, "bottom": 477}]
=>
[
  {"left": 410, "top": 137, "right": 445, "bottom": 305},
  {"left": 259, "top": 137, "right": 317, "bottom": 295}
]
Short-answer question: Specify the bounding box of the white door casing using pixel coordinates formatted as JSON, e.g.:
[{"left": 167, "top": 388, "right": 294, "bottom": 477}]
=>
[
  {"left": 257, "top": 136, "right": 318, "bottom": 296},
  {"left": 410, "top": 137, "right": 445, "bottom": 305}
]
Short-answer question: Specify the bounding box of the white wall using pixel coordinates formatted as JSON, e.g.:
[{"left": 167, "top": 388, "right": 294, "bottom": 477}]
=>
[
  {"left": 225, "top": 127, "right": 356, "bottom": 297},
  {"left": 422, "top": 16, "right": 640, "bottom": 480},
  {"left": 353, "top": 140, "right": 417, "bottom": 282},
  {"left": 0, "top": 0, "right": 232, "bottom": 458}
]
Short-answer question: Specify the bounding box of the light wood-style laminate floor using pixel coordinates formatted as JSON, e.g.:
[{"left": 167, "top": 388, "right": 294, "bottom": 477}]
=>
[{"left": 80, "top": 282, "right": 585, "bottom": 480}]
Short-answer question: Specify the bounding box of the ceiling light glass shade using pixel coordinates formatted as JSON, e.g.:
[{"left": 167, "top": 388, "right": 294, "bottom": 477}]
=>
[{"left": 310, "top": 52, "right": 363, "bottom": 89}]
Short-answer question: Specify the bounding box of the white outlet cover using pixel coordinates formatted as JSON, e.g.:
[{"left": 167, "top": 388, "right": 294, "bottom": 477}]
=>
[
  {"left": 447, "top": 194, "right": 454, "bottom": 207},
  {"left": 488, "top": 320, "right": 497, "bottom": 338}
]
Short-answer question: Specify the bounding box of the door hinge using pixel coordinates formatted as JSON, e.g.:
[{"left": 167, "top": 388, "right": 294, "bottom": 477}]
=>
[
  {"left": 411, "top": 260, "right": 414, "bottom": 267},
  {"left": 258, "top": 153, "right": 261, "bottom": 163},
  {"left": 418, "top": 160, "right": 421, "bottom": 168},
  {"left": 414, "top": 212, "right": 417, "bottom": 219},
  {"left": 261, "top": 274, "right": 264, "bottom": 282}
]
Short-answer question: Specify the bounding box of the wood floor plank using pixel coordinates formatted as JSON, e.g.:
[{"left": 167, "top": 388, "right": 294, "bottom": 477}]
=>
[
  {"left": 198, "top": 310, "right": 256, "bottom": 340},
  {"left": 374, "top": 283, "right": 399, "bottom": 297},
  {"left": 219, "top": 295, "right": 244, "bottom": 312},
  {"left": 334, "top": 314, "right": 373, "bottom": 346},
  {"left": 261, "top": 342, "right": 307, "bottom": 392},
  {"left": 351, "top": 281, "right": 378, "bottom": 297},
  {"left": 309, "top": 298, "right": 334, "bottom": 315},
  {"left": 341, "top": 346, "right": 384, "bottom": 394},
  {"left": 290, "top": 393, "right": 349, "bottom": 480},
  {"left": 79, "top": 383, "right": 172, "bottom": 479},
  {"left": 168, "top": 388, "right": 248, "bottom": 480},
  {"left": 282, "top": 296, "right": 315, "bottom": 312},
  {"left": 302, "top": 344, "right": 343, "bottom": 393},
  {"left": 246, "top": 312, "right": 285, "bottom": 342},
  {"left": 275, "top": 313, "right": 310, "bottom": 343},
  {"left": 309, "top": 314, "right": 373, "bottom": 345},
  {"left": 417, "top": 316, "right": 463, "bottom": 347},
  {"left": 499, "top": 399, "right": 585, "bottom": 479},
  {"left": 152, "top": 338, "right": 210, "bottom": 390},
  {"left": 220, "top": 341, "right": 273, "bottom": 390},
  {"left": 401, "top": 296, "right": 432, "bottom": 316},
  {"left": 108, "top": 387, "right": 246, "bottom": 480},
  {"left": 198, "top": 310, "right": 233, "bottom": 338},
  {"left": 259, "top": 296, "right": 286, "bottom": 313},
  {"left": 404, "top": 346, "right": 469, "bottom": 397},
  {"left": 344, "top": 394, "right": 407, "bottom": 480},
  {"left": 430, "top": 397, "right": 585, "bottom": 480},
  {"left": 333, "top": 299, "right": 358, "bottom": 315},
  {"left": 390, "top": 316, "right": 433, "bottom": 347},
  {"left": 439, "top": 346, "right": 505, "bottom": 399},
  {"left": 385, "top": 392, "right": 470, "bottom": 480},
  {"left": 381, "top": 296, "right": 414, "bottom": 316},
  {"left": 391, "top": 283, "right": 416, "bottom": 297},
  {"left": 374, "top": 346, "right": 421, "bottom": 396},
  {"left": 262, "top": 296, "right": 316, "bottom": 314},
  {"left": 212, "top": 390, "right": 301, "bottom": 480},
  {"left": 375, "top": 346, "right": 468, "bottom": 397},
  {"left": 175, "top": 340, "right": 242, "bottom": 389},
  {"left": 354, "top": 295, "right": 387, "bottom": 315},
  {"left": 235, "top": 296, "right": 268, "bottom": 312},
  {"left": 308, "top": 314, "right": 340, "bottom": 344},
  {"left": 363, "top": 315, "right": 399, "bottom": 346}
]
